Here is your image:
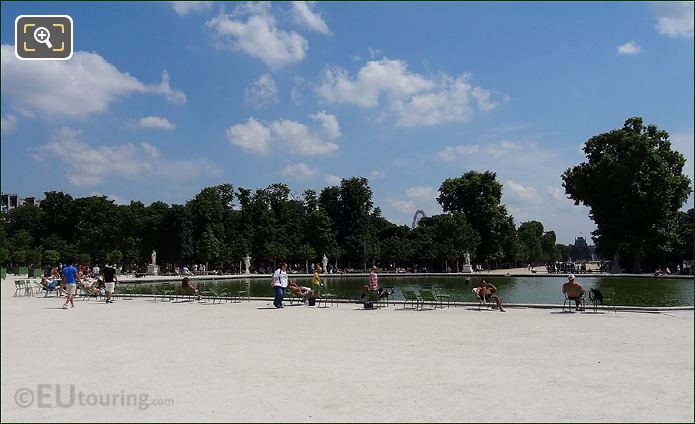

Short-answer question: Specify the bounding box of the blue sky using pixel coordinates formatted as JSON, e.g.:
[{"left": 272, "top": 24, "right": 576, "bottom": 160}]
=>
[{"left": 1, "top": 1, "right": 693, "bottom": 244}]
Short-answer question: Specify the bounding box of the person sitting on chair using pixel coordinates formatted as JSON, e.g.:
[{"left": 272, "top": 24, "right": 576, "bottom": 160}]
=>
[
  {"left": 562, "top": 274, "right": 585, "bottom": 311},
  {"left": 181, "top": 277, "right": 202, "bottom": 300},
  {"left": 476, "top": 279, "right": 506, "bottom": 312},
  {"left": 287, "top": 281, "right": 315, "bottom": 302}
]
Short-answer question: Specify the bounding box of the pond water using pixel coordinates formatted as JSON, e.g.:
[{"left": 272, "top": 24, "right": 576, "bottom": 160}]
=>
[{"left": 135, "top": 275, "right": 694, "bottom": 307}]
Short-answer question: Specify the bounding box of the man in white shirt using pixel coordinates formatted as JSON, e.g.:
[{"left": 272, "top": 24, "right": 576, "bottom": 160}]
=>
[{"left": 272, "top": 262, "right": 289, "bottom": 308}]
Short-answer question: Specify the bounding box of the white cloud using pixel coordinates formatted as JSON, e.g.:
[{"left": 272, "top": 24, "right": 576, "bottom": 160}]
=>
[
  {"left": 139, "top": 116, "right": 176, "bottom": 130},
  {"left": 140, "top": 142, "right": 161, "bottom": 159},
  {"left": 226, "top": 113, "right": 340, "bottom": 156},
  {"left": 149, "top": 70, "right": 187, "bottom": 104},
  {"left": 390, "top": 199, "right": 416, "bottom": 214},
  {"left": 324, "top": 174, "right": 341, "bottom": 185},
  {"left": 317, "top": 59, "right": 433, "bottom": 107},
  {"left": 405, "top": 186, "right": 436, "bottom": 202},
  {"left": 437, "top": 145, "right": 480, "bottom": 162},
  {"left": 245, "top": 74, "right": 279, "bottom": 108},
  {"left": 1, "top": 114, "right": 18, "bottom": 134},
  {"left": 32, "top": 128, "right": 219, "bottom": 187},
  {"left": 310, "top": 110, "right": 341, "bottom": 139},
  {"left": 1, "top": 45, "right": 186, "bottom": 119},
  {"left": 206, "top": 5, "right": 308, "bottom": 69},
  {"left": 281, "top": 162, "right": 318, "bottom": 180},
  {"left": 226, "top": 117, "right": 273, "bottom": 156},
  {"left": 544, "top": 186, "right": 566, "bottom": 201},
  {"left": 269, "top": 119, "right": 339, "bottom": 155},
  {"left": 651, "top": 1, "right": 694, "bottom": 38},
  {"left": 370, "top": 170, "right": 385, "bottom": 179},
  {"left": 291, "top": 1, "right": 331, "bottom": 35},
  {"left": 290, "top": 75, "right": 305, "bottom": 105},
  {"left": 617, "top": 41, "right": 641, "bottom": 55},
  {"left": 170, "top": 1, "right": 213, "bottom": 16},
  {"left": 505, "top": 180, "right": 538, "bottom": 202},
  {"left": 317, "top": 58, "right": 498, "bottom": 127}
]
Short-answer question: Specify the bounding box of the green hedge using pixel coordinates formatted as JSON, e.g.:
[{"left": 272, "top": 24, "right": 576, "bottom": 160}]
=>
[
  {"left": 1, "top": 268, "right": 6, "bottom": 279},
  {"left": 16, "top": 266, "right": 28, "bottom": 275}
]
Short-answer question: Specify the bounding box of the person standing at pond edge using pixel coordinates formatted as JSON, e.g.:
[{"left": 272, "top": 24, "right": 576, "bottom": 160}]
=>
[{"left": 272, "top": 262, "right": 289, "bottom": 308}]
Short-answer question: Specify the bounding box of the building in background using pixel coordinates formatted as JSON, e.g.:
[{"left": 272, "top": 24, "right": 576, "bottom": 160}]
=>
[{"left": 1, "top": 193, "right": 41, "bottom": 214}]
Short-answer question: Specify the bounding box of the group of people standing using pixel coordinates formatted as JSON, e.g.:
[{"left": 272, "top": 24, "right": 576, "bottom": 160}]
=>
[
  {"left": 40, "top": 260, "right": 119, "bottom": 309},
  {"left": 271, "top": 262, "right": 324, "bottom": 308}
]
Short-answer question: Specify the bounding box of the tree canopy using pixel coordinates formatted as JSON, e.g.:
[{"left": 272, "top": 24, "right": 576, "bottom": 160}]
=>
[{"left": 562, "top": 117, "right": 692, "bottom": 272}]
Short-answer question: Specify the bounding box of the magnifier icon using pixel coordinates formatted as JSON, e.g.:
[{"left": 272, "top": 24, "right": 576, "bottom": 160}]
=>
[{"left": 33, "top": 26, "right": 53, "bottom": 49}]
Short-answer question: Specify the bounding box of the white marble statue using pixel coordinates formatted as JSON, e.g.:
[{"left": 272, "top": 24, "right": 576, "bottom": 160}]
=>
[
  {"left": 322, "top": 254, "right": 328, "bottom": 273},
  {"left": 244, "top": 254, "right": 251, "bottom": 275},
  {"left": 151, "top": 250, "right": 157, "bottom": 266},
  {"left": 464, "top": 251, "right": 471, "bottom": 265}
]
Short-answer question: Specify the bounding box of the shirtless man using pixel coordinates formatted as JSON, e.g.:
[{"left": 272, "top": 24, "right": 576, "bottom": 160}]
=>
[{"left": 477, "top": 279, "right": 505, "bottom": 312}]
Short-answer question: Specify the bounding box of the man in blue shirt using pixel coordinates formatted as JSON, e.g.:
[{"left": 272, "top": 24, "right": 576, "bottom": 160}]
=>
[{"left": 62, "top": 260, "right": 78, "bottom": 309}]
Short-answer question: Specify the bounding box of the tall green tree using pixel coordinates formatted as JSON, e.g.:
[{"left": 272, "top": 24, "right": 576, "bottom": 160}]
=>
[
  {"left": 562, "top": 117, "right": 692, "bottom": 272},
  {"left": 517, "top": 221, "right": 544, "bottom": 264},
  {"left": 437, "top": 171, "right": 513, "bottom": 265}
]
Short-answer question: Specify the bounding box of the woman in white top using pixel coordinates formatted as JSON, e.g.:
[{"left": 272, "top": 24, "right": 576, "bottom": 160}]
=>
[{"left": 272, "top": 262, "right": 289, "bottom": 308}]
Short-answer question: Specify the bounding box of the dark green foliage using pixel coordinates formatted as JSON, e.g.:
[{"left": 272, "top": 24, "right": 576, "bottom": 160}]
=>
[{"left": 562, "top": 117, "right": 692, "bottom": 272}]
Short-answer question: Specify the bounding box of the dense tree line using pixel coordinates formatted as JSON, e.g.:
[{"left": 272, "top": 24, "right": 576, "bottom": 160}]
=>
[
  {"left": 0, "top": 173, "right": 578, "bottom": 272},
  {"left": 2, "top": 117, "right": 691, "bottom": 274}
]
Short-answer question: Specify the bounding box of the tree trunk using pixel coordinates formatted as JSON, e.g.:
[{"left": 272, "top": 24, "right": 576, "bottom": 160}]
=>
[{"left": 632, "top": 250, "right": 642, "bottom": 274}]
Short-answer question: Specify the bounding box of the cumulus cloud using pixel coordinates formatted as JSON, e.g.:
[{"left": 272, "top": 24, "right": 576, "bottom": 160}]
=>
[
  {"left": 617, "top": 41, "right": 641, "bottom": 55},
  {"left": 206, "top": 4, "right": 308, "bottom": 69},
  {"left": 437, "top": 145, "right": 480, "bottom": 162},
  {"left": 1, "top": 114, "right": 18, "bottom": 134},
  {"left": 281, "top": 162, "right": 318, "bottom": 180},
  {"left": 32, "top": 128, "right": 219, "bottom": 187},
  {"left": 505, "top": 180, "right": 538, "bottom": 202},
  {"left": 226, "top": 117, "right": 273, "bottom": 155},
  {"left": 226, "top": 112, "right": 341, "bottom": 156},
  {"left": 245, "top": 74, "right": 279, "bottom": 108},
  {"left": 651, "top": 1, "right": 694, "bottom": 38},
  {"left": 170, "top": 1, "right": 213, "bottom": 15},
  {"left": 390, "top": 199, "right": 416, "bottom": 214},
  {"left": 317, "top": 58, "right": 498, "bottom": 127},
  {"left": 317, "top": 58, "right": 433, "bottom": 107},
  {"left": 310, "top": 110, "right": 341, "bottom": 139},
  {"left": 324, "top": 174, "right": 341, "bottom": 185},
  {"left": 405, "top": 186, "right": 436, "bottom": 202},
  {"left": 291, "top": 1, "right": 331, "bottom": 35},
  {"left": 1, "top": 45, "right": 186, "bottom": 119},
  {"left": 139, "top": 116, "right": 176, "bottom": 130}
]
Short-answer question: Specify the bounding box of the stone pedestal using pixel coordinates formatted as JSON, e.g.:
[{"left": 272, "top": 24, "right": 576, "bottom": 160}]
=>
[
  {"left": 147, "top": 264, "right": 160, "bottom": 276},
  {"left": 461, "top": 264, "right": 473, "bottom": 273}
]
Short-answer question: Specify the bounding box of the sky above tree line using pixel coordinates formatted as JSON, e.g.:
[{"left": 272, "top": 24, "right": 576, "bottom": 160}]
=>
[{"left": 1, "top": 1, "right": 693, "bottom": 244}]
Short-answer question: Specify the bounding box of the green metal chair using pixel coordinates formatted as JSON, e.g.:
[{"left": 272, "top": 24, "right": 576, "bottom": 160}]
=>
[
  {"left": 589, "top": 288, "right": 616, "bottom": 313},
  {"left": 402, "top": 289, "right": 422, "bottom": 310},
  {"left": 318, "top": 289, "right": 338, "bottom": 308},
  {"left": 420, "top": 289, "right": 445, "bottom": 309}
]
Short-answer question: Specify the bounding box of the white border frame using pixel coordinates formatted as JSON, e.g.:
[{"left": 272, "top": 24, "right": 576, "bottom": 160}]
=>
[{"left": 15, "top": 15, "right": 73, "bottom": 60}]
